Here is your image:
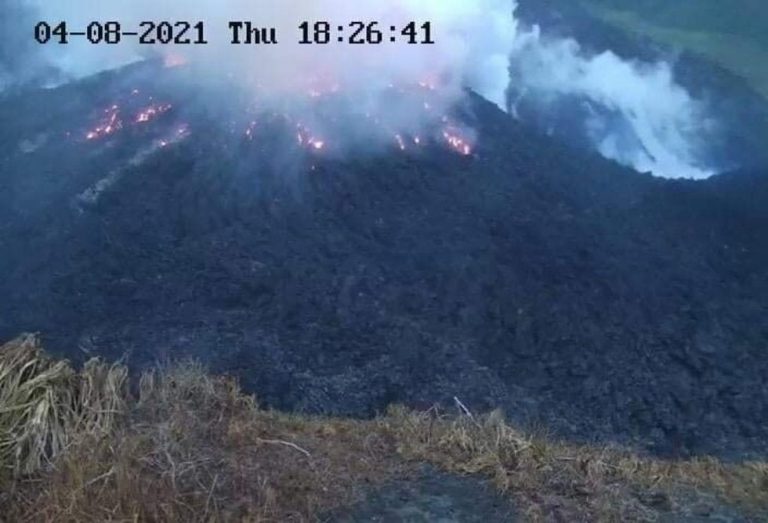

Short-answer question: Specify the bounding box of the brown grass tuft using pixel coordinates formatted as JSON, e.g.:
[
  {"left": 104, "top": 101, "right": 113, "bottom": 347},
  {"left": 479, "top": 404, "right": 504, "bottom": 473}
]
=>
[
  {"left": 1, "top": 336, "right": 767, "bottom": 521},
  {"left": 385, "top": 405, "right": 768, "bottom": 521},
  {"left": 0, "top": 334, "right": 127, "bottom": 476}
]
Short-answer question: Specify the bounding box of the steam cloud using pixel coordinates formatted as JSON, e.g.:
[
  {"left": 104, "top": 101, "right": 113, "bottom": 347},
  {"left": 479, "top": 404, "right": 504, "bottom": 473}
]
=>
[
  {"left": 3, "top": 0, "right": 717, "bottom": 178},
  {"left": 507, "top": 26, "right": 714, "bottom": 179}
]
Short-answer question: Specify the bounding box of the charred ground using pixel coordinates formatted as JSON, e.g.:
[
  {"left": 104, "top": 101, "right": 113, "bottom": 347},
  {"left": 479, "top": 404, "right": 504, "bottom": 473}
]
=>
[{"left": 1, "top": 62, "right": 767, "bottom": 461}]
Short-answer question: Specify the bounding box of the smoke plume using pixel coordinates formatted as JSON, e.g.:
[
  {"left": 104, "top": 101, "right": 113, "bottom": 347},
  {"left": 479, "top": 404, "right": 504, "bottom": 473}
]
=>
[
  {"left": 4, "top": 0, "right": 718, "bottom": 178},
  {"left": 507, "top": 26, "right": 715, "bottom": 179}
]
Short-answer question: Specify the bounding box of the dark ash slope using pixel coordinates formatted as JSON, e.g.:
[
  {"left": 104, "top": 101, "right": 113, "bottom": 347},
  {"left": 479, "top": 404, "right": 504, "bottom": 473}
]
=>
[{"left": 1, "top": 64, "right": 767, "bottom": 459}]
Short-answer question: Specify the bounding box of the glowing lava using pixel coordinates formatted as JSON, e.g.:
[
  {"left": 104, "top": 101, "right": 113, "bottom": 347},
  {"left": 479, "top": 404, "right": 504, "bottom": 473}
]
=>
[
  {"left": 442, "top": 127, "right": 473, "bottom": 156},
  {"left": 82, "top": 92, "right": 178, "bottom": 144},
  {"left": 86, "top": 105, "right": 122, "bottom": 140},
  {"left": 135, "top": 104, "right": 172, "bottom": 124},
  {"left": 79, "top": 76, "right": 477, "bottom": 161},
  {"left": 157, "top": 124, "right": 190, "bottom": 148}
]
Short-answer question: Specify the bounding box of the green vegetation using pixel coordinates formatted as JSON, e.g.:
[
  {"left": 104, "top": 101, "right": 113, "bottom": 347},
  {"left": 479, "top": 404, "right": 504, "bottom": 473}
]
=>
[
  {"left": 580, "top": 0, "right": 768, "bottom": 100},
  {"left": 2, "top": 335, "right": 767, "bottom": 521}
]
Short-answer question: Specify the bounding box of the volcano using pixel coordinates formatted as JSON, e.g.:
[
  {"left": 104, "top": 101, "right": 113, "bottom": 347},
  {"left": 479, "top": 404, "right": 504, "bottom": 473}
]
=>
[{"left": 1, "top": 60, "right": 767, "bottom": 460}]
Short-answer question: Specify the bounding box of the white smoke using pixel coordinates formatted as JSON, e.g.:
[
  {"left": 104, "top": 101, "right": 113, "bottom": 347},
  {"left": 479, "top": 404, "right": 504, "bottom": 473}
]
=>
[
  {"left": 507, "top": 26, "right": 715, "bottom": 179},
  {"left": 25, "top": 0, "right": 516, "bottom": 105},
  {"left": 10, "top": 0, "right": 717, "bottom": 178}
]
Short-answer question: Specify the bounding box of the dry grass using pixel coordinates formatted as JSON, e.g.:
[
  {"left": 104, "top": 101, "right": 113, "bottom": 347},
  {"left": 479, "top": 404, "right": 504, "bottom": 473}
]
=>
[
  {"left": 1, "top": 335, "right": 767, "bottom": 521},
  {"left": 385, "top": 406, "right": 768, "bottom": 521},
  {"left": 0, "top": 334, "right": 127, "bottom": 476},
  {"left": 1, "top": 336, "right": 404, "bottom": 522}
]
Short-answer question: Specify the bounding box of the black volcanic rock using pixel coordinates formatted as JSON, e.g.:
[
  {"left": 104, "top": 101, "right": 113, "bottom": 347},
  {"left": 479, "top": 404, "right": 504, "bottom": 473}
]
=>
[{"left": 1, "top": 64, "right": 767, "bottom": 460}]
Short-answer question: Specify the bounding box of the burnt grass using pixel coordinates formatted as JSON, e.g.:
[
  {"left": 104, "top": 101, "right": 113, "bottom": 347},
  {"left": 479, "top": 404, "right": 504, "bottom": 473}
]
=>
[{"left": 1, "top": 63, "right": 767, "bottom": 462}]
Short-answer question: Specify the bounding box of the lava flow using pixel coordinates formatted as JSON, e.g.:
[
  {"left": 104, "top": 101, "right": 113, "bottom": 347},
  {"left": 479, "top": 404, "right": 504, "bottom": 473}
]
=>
[
  {"left": 80, "top": 72, "right": 475, "bottom": 160},
  {"left": 442, "top": 126, "right": 473, "bottom": 156},
  {"left": 83, "top": 97, "right": 176, "bottom": 142},
  {"left": 158, "top": 124, "right": 191, "bottom": 148},
  {"left": 86, "top": 105, "right": 122, "bottom": 141},
  {"left": 136, "top": 103, "right": 173, "bottom": 124}
]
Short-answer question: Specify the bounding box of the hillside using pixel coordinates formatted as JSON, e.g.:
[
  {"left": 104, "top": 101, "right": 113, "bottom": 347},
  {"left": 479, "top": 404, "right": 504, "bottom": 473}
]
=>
[
  {"left": 1, "top": 61, "right": 768, "bottom": 462},
  {"left": 2, "top": 2, "right": 768, "bottom": 521},
  {"left": 2, "top": 336, "right": 767, "bottom": 521},
  {"left": 581, "top": 0, "right": 768, "bottom": 43},
  {"left": 579, "top": 0, "right": 768, "bottom": 100}
]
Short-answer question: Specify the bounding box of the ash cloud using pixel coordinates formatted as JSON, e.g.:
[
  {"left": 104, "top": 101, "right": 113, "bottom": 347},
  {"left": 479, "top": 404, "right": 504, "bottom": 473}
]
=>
[{"left": 8, "top": 0, "right": 719, "bottom": 178}]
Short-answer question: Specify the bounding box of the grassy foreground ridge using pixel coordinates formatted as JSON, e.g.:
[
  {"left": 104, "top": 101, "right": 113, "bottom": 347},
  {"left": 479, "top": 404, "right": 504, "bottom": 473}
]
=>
[{"left": 1, "top": 334, "right": 767, "bottom": 521}]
